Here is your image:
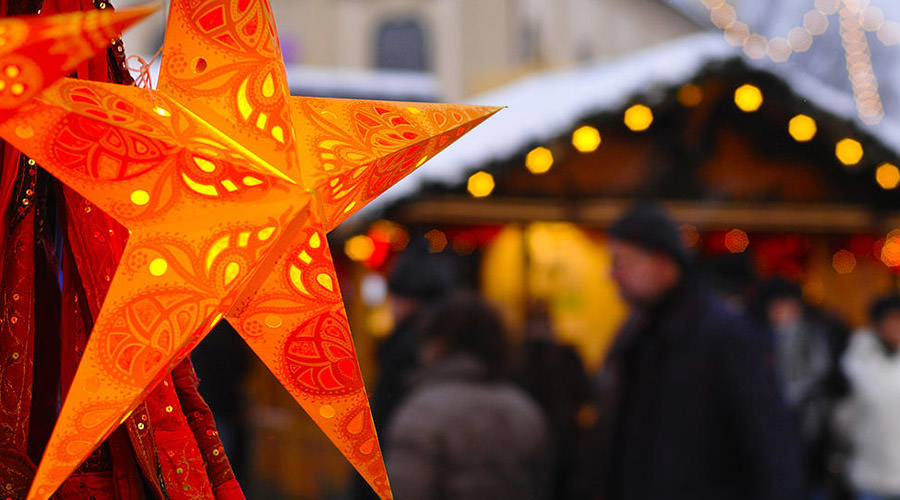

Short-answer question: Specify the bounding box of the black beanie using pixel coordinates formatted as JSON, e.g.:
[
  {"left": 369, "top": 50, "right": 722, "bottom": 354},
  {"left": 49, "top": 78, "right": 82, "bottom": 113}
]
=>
[
  {"left": 608, "top": 203, "right": 690, "bottom": 267},
  {"left": 870, "top": 294, "right": 900, "bottom": 323},
  {"left": 756, "top": 277, "right": 802, "bottom": 307},
  {"left": 388, "top": 235, "right": 457, "bottom": 301}
]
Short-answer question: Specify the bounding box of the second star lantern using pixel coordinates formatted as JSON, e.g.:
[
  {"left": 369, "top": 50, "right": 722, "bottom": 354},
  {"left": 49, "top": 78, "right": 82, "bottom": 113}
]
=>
[{"left": 0, "top": 1, "right": 500, "bottom": 499}]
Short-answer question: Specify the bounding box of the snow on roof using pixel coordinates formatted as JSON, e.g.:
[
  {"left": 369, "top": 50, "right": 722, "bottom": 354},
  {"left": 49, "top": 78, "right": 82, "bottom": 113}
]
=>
[
  {"left": 351, "top": 31, "right": 900, "bottom": 221},
  {"left": 354, "top": 32, "right": 738, "bottom": 218}
]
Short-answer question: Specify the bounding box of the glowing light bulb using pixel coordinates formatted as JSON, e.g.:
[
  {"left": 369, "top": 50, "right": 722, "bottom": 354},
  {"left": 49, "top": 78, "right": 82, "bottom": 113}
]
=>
[
  {"left": 525, "top": 147, "right": 554, "bottom": 174},
  {"left": 734, "top": 84, "right": 763, "bottom": 112},
  {"left": 876, "top": 162, "right": 900, "bottom": 189},
  {"left": 832, "top": 249, "right": 856, "bottom": 274},
  {"left": 835, "top": 138, "right": 863, "bottom": 166},
  {"left": 571, "top": 126, "right": 601, "bottom": 153},
  {"left": 725, "top": 229, "right": 750, "bottom": 253},
  {"left": 677, "top": 84, "right": 703, "bottom": 107},
  {"left": 624, "top": 104, "right": 653, "bottom": 132},
  {"left": 788, "top": 114, "right": 817, "bottom": 142},
  {"left": 467, "top": 171, "right": 495, "bottom": 198},
  {"left": 345, "top": 235, "right": 375, "bottom": 262}
]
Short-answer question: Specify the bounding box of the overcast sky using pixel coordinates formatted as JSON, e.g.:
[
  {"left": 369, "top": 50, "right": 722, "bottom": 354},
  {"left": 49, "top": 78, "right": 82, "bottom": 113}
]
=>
[{"left": 665, "top": 0, "right": 900, "bottom": 129}]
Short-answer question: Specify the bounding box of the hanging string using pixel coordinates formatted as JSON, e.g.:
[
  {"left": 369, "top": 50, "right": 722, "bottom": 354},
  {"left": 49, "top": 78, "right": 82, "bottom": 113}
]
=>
[{"left": 125, "top": 46, "right": 163, "bottom": 96}]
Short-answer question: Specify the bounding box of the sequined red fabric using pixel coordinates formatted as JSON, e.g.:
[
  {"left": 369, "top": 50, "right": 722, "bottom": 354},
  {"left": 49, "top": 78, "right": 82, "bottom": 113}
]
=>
[{"left": 0, "top": 1, "right": 244, "bottom": 499}]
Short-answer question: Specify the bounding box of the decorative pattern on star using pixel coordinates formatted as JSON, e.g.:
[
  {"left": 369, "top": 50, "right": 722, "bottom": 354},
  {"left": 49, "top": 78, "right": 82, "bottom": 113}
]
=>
[{"left": 0, "top": 1, "right": 499, "bottom": 499}]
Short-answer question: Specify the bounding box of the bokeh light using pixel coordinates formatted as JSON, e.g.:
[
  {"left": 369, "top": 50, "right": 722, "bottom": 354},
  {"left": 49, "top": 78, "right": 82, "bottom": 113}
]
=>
[
  {"left": 803, "top": 10, "right": 829, "bottom": 35},
  {"left": 525, "top": 146, "right": 554, "bottom": 174},
  {"left": 766, "top": 37, "right": 792, "bottom": 62},
  {"left": 835, "top": 138, "right": 864, "bottom": 166},
  {"left": 677, "top": 84, "right": 703, "bottom": 107},
  {"left": 681, "top": 224, "right": 700, "bottom": 248},
  {"left": 467, "top": 171, "right": 496, "bottom": 197},
  {"left": 425, "top": 229, "right": 448, "bottom": 253},
  {"left": 881, "top": 230, "right": 900, "bottom": 267},
  {"left": 743, "top": 34, "right": 768, "bottom": 59},
  {"left": 572, "top": 125, "right": 602, "bottom": 153},
  {"left": 788, "top": 114, "right": 817, "bottom": 142},
  {"left": 725, "top": 229, "right": 750, "bottom": 253},
  {"left": 832, "top": 249, "right": 857, "bottom": 274},
  {"left": 877, "top": 163, "right": 900, "bottom": 190},
  {"left": 734, "top": 84, "right": 763, "bottom": 112},
  {"left": 624, "top": 104, "right": 653, "bottom": 132},
  {"left": 345, "top": 235, "right": 375, "bottom": 262}
]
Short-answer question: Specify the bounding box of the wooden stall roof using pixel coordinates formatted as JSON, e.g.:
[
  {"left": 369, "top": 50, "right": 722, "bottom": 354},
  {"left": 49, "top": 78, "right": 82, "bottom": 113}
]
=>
[{"left": 363, "top": 47, "right": 900, "bottom": 234}]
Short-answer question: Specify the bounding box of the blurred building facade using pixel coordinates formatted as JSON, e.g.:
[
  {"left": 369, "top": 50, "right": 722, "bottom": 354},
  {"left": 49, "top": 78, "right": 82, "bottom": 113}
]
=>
[
  {"left": 120, "top": 0, "right": 701, "bottom": 100},
  {"left": 273, "top": 0, "right": 700, "bottom": 100}
]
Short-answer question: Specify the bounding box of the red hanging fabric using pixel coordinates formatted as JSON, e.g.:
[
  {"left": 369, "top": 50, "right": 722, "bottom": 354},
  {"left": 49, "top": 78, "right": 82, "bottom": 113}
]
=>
[{"left": 0, "top": 1, "right": 245, "bottom": 498}]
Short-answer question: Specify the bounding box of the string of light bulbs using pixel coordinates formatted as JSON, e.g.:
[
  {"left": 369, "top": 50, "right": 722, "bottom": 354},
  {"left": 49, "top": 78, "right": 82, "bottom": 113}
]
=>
[{"left": 701, "top": 0, "right": 899, "bottom": 125}]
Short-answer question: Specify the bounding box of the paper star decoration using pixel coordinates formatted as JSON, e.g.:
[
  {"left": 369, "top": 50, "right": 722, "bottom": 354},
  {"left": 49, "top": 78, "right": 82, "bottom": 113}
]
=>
[
  {"left": 0, "top": 1, "right": 499, "bottom": 499},
  {"left": 0, "top": 4, "right": 155, "bottom": 125}
]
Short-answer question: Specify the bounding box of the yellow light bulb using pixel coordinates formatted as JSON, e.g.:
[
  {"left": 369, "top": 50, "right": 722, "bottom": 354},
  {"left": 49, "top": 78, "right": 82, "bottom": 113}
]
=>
[
  {"left": 624, "top": 104, "right": 653, "bottom": 132},
  {"left": 876, "top": 162, "right": 900, "bottom": 189},
  {"left": 835, "top": 138, "right": 864, "bottom": 166},
  {"left": 734, "top": 84, "right": 763, "bottom": 112},
  {"left": 344, "top": 235, "right": 375, "bottom": 262},
  {"left": 572, "top": 126, "right": 601, "bottom": 153},
  {"left": 467, "top": 171, "right": 495, "bottom": 198},
  {"left": 788, "top": 114, "right": 817, "bottom": 142},
  {"left": 525, "top": 147, "right": 554, "bottom": 174}
]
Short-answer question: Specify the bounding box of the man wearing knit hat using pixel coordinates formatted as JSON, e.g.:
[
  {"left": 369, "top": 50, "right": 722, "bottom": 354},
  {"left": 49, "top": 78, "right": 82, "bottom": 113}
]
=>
[{"left": 571, "top": 203, "right": 805, "bottom": 500}]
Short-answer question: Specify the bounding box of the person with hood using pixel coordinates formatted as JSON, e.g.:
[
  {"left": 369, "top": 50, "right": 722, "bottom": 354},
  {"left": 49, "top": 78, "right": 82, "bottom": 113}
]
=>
[
  {"left": 386, "top": 292, "right": 550, "bottom": 500},
  {"left": 837, "top": 294, "right": 900, "bottom": 500},
  {"left": 571, "top": 203, "right": 804, "bottom": 500}
]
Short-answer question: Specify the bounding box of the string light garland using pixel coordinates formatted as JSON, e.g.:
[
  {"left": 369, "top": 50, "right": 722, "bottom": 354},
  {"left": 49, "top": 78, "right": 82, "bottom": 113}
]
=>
[{"left": 702, "top": 0, "right": 898, "bottom": 125}]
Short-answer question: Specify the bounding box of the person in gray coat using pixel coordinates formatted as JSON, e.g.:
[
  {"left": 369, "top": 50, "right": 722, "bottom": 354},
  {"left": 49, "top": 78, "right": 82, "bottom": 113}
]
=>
[{"left": 385, "top": 292, "right": 550, "bottom": 500}]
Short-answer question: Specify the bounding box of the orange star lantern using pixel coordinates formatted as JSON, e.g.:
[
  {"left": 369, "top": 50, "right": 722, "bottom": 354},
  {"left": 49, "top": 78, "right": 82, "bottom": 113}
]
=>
[
  {"left": 0, "top": 1, "right": 499, "bottom": 499},
  {"left": 0, "top": 4, "right": 156, "bottom": 124}
]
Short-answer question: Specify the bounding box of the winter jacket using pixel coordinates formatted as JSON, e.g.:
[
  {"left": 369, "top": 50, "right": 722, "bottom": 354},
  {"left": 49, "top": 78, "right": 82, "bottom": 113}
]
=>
[
  {"left": 386, "top": 354, "right": 550, "bottom": 500},
  {"left": 769, "top": 313, "right": 844, "bottom": 490},
  {"left": 571, "top": 280, "right": 805, "bottom": 500},
  {"left": 513, "top": 339, "right": 590, "bottom": 499},
  {"left": 839, "top": 330, "right": 900, "bottom": 495}
]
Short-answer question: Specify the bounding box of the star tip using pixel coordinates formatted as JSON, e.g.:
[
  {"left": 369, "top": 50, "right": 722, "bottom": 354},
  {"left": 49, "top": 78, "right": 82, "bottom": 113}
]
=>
[{"left": 482, "top": 105, "right": 506, "bottom": 116}]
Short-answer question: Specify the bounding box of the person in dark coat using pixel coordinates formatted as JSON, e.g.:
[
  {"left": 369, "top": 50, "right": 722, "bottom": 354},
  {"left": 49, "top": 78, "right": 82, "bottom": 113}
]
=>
[
  {"left": 753, "top": 277, "right": 852, "bottom": 499},
  {"left": 370, "top": 237, "right": 458, "bottom": 435},
  {"left": 571, "top": 203, "right": 805, "bottom": 500},
  {"left": 512, "top": 301, "right": 590, "bottom": 500}
]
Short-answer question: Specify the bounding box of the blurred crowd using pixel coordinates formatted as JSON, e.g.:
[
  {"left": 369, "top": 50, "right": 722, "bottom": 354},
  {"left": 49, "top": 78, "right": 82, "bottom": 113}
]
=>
[{"left": 344, "top": 203, "right": 900, "bottom": 500}]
